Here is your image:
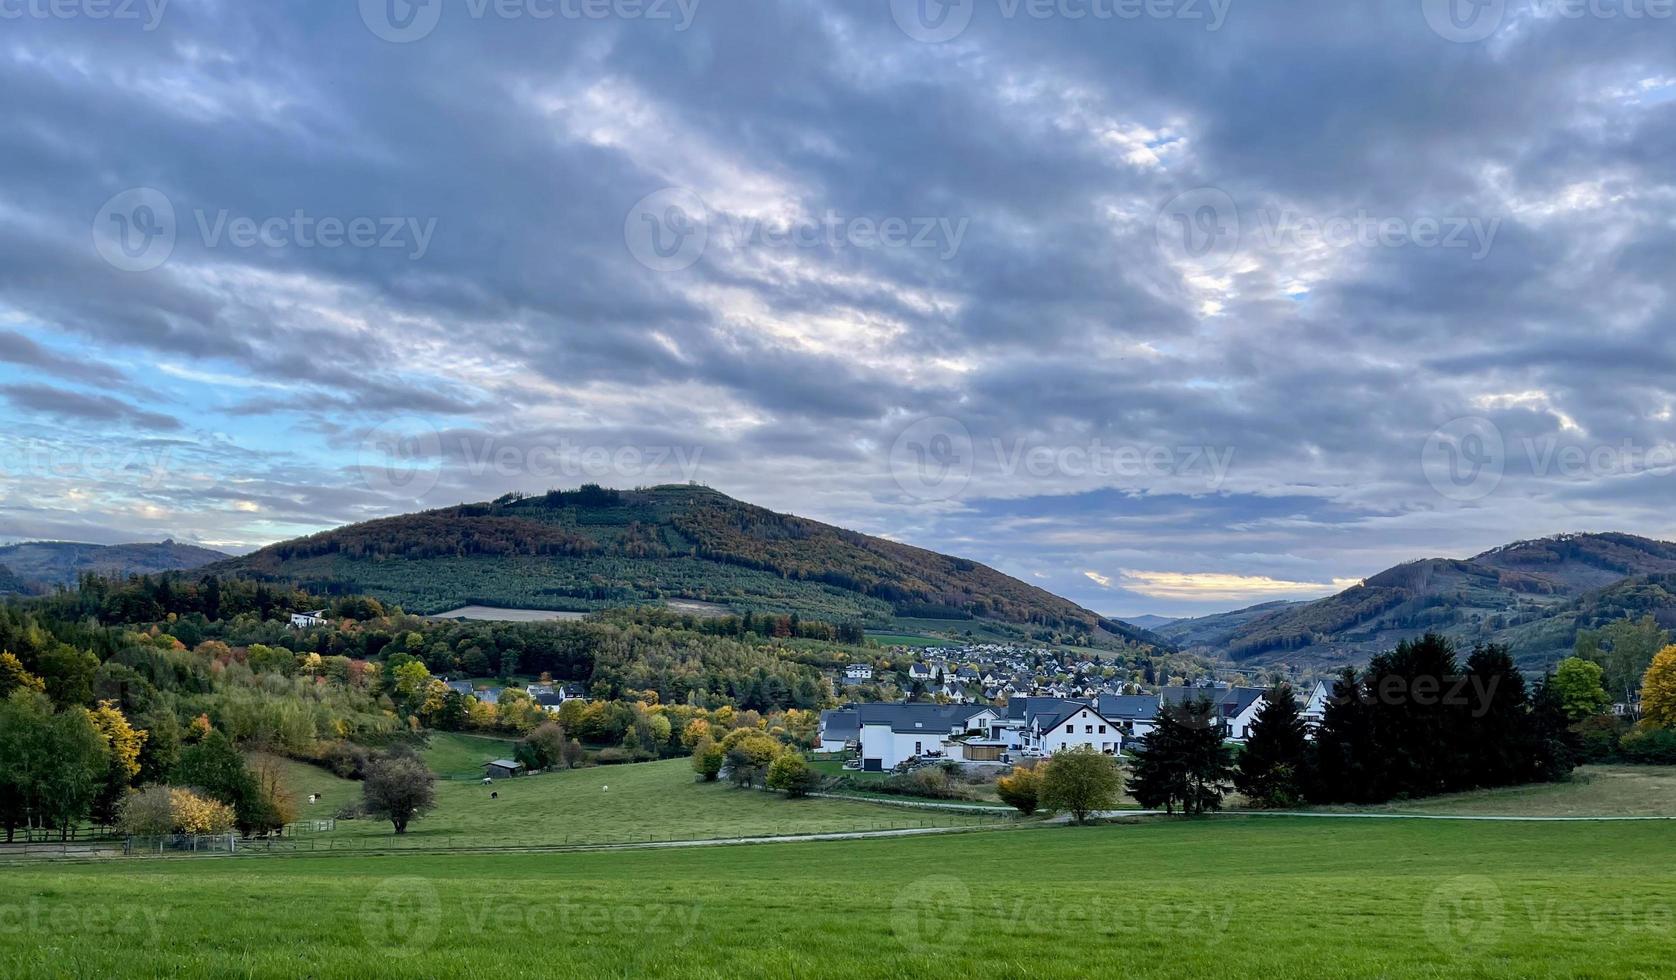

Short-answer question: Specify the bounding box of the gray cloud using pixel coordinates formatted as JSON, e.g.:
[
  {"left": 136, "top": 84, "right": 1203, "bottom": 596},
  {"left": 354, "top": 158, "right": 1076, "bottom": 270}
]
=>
[{"left": 1, "top": 2, "right": 1674, "bottom": 613}]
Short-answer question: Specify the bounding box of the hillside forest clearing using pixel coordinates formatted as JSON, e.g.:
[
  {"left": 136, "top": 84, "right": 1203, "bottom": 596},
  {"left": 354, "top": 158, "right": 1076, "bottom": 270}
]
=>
[{"left": 4, "top": 817, "right": 1672, "bottom": 978}]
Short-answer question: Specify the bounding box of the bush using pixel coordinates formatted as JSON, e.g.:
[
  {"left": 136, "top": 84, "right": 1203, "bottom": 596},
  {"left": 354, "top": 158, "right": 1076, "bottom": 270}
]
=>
[
  {"left": 1570, "top": 715, "right": 1630, "bottom": 763},
  {"left": 869, "top": 765, "right": 969, "bottom": 800},
  {"left": 996, "top": 766, "right": 1042, "bottom": 815},
  {"left": 766, "top": 754, "right": 820, "bottom": 798},
  {"left": 334, "top": 801, "right": 364, "bottom": 821},
  {"left": 318, "top": 741, "right": 372, "bottom": 780},
  {"left": 115, "top": 785, "right": 175, "bottom": 836},
  {"left": 594, "top": 747, "right": 634, "bottom": 765},
  {"left": 1620, "top": 724, "right": 1676, "bottom": 765}
]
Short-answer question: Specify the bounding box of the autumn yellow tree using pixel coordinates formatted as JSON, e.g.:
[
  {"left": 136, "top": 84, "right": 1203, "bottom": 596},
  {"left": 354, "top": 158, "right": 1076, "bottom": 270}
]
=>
[
  {"left": 681, "top": 717, "right": 712, "bottom": 749},
  {"left": 1640, "top": 645, "right": 1676, "bottom": 729},
  {"left": 0, "top": 652, "right": 45, "bottom": 696},
  {"left": 91, "top": 701, "right": 146, "bottom": 782},
  {"left": 170, "top": 788, "right": 236, "bottom": 834},
  {"left": 89, "top": 701, "right": 147, "bottom": 826}
]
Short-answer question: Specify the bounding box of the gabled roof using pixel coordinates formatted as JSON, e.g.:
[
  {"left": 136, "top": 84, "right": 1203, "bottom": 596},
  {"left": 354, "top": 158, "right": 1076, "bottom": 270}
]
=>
[
  {"left": 487, "top": 759, "right": 523, "bottom": 769},
  {"left": 820, "top": 709, "right": 860, "bottom": 741},
  {"left": 1096, "top": 694, "right": 1159, "bottom": 722},
  {"left": 855, "top": 702, "right": 991, "bottom": 734},
  {"left": 1159, "top": 685, "right": 1266, "bottom": 720}
]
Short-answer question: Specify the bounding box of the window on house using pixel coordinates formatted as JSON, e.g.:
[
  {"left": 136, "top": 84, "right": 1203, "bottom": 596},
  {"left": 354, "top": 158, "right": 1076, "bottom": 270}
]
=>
[{"left": 1098, "top": 725, "right": 1106, "bottom": 734}]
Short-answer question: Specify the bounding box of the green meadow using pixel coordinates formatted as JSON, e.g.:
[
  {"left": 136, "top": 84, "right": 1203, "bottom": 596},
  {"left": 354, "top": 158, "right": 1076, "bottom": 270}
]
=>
[
  {"left": 4, "top": 817, "right": 1673, "bottom": 978},
  {"left": 266, "top": 757, "right": 1005, "bottom": 850}
]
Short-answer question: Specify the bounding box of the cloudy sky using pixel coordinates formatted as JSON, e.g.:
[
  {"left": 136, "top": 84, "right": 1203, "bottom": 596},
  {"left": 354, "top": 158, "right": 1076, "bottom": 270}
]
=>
[{"left": 3, "top": 0, "right": 1675, "bottom": 618}]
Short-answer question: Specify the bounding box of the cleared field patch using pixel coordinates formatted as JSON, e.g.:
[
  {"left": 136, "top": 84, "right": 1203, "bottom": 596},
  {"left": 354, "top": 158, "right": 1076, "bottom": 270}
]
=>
[{"left": 5, "top": 818, "right": 1673, "bottom": 977}]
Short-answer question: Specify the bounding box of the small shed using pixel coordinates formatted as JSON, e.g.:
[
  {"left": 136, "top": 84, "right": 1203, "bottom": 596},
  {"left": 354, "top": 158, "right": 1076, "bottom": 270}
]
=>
[{"left": 485, "top": 759, "right": 525, "bottom": 780}]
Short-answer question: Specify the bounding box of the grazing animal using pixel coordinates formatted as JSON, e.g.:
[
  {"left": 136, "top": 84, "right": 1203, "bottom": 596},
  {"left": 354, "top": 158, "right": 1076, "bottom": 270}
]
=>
[
  {"left": 307, "top": 793, "right": 319, "bottom": 804},
  {"left": 482, "top": 777, "right": 492, "bottom": 786},
  {"left": 490, "top": 791, "right": 498, "bottom": 800}
]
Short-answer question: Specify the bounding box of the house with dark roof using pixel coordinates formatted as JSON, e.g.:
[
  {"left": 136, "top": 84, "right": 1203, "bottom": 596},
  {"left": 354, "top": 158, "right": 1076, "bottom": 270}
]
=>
[
  {"left": 1096, "top": 693, "right": 1162, "bottom": 740},
  {"left": 1159, "top": 685, "right": 1269, "bottom": 742},
  {"left": 996, "top": 697, "right": 1123, "bottom": 756},
  {"left": 855, "top": 702, "right": 998, "bottom": 771},
  {"left": 819, "top": 709, "right": 860, "bottom": 753}
]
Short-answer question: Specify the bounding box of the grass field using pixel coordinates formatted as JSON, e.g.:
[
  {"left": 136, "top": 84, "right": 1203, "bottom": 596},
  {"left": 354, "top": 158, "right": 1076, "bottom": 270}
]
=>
[
  {"left": 5, "top": 817, "right": 1673, "bottom": 977},
  {"left": 421, "top": 732, "right": 521, "bottom": 778},
  {"left": 1342, "top": 765, "right": 1676, "bottom": 818},
  {"left": 271, "top": 758, "right": 1006, "bottom": 849}
]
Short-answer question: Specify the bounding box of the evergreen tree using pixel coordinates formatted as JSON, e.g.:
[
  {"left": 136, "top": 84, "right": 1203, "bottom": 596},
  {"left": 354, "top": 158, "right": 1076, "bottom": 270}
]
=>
[
  {"left": 1234, "top": 682, "right": 1311, "bottom": 807},
  {"left": 1461, "top": 644, "right": 1528, "bottom": 788},
  {"left": 1128, "top": 696, "right": 1233, "bottom": 816},
  {"left": 1312, "top": 668, "right": 1379, "bottom": 804}
]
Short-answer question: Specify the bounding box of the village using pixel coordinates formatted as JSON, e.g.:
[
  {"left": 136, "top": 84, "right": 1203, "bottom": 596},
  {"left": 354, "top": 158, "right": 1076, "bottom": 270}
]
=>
[{"left": 820, "top": 643, "right": 1334, "bottom": 773}]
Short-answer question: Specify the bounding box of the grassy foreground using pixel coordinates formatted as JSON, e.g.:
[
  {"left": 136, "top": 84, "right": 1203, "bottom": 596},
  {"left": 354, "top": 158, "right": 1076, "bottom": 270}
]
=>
[{"left": 3, "top": 817, "right": 1673, "bottom": 977}]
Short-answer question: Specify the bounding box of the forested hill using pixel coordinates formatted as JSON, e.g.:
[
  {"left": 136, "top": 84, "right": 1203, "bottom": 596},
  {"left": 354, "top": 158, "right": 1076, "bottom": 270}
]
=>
[
  {"left": 1159, "top": 532, "right": 1676, "bottom": 670},
  {"left": 215, "top": 485, "right": 1159, "bottom": 646},
  {"left": 0, "top": 540, "right": 228, "bottom": 593}
]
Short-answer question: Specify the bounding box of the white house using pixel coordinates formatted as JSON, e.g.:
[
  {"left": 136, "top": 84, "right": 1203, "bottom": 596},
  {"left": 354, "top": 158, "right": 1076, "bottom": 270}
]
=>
[
  {"left": 1096, "top": 694, "right": 1161, "bottom": 742},
  {"left": 1158, "top": 685, "right": 1268, "bottom": 743},
  {"left": 819, "top": 709, "right": 860, "bottom": 753},
  {"left": 856, "top": 703, "right": 998, "bottom": 771},
  {"left": 1301, "top": 680, "right": 1335, "bottom": 730},
  {"left": 844, "top": 663, "right": 874, "bottom": 681},
  {"left": 996, "top": 697, "right": 1124, "bottom": 756},
  {"left": 288, "top": 609, "right": 328, "bottom": 629}
]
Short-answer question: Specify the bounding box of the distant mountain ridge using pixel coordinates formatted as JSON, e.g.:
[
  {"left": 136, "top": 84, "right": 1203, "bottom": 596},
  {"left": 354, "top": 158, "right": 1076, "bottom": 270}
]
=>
[
  {"left": 1158, "top": 532, "right": 1676, "bottom": 670},
  {"left": 214, "top": 485, "right": 1165, "bottom": 648},
  {"left": 0, "top": 540, "right": 230, "bottom": 593}
]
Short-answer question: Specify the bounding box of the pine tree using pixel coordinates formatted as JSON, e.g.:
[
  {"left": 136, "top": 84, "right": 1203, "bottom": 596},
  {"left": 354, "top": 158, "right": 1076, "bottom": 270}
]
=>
[
  {"left": 1234, "top": 682, "right": 1311, "bottom": 808},
  {"left": 1128, "top": 696, "right": 1233, "bottom": 816}
]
